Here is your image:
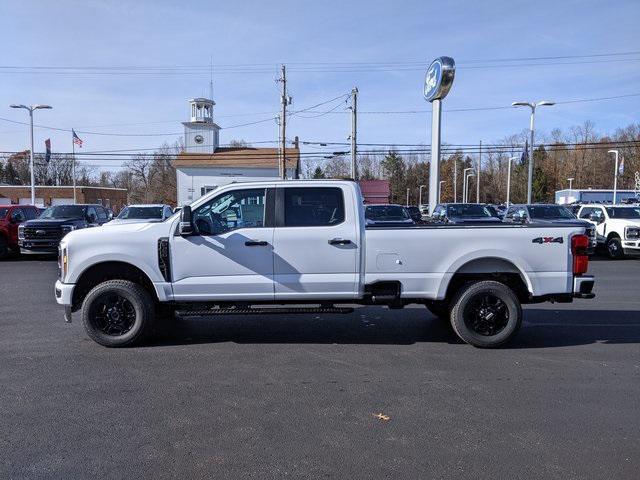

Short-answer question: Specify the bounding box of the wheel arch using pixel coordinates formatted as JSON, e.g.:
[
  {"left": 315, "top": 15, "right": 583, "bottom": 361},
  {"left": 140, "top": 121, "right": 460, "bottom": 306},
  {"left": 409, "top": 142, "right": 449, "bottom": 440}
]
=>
[
  {"left": 439, "top": 256, "right": 532, "bottom": 303},
  {"left": 72, "top": 261, "right": 158, "bottom": 311}
]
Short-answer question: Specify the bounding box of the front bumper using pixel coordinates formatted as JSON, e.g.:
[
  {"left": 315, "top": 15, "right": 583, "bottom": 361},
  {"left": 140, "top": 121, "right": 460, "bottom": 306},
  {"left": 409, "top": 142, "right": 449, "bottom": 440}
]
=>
[
  {"left": 573, "top": 275, "right": 595, "bottom": 299},
  {"left": 19, "top": 239, "right": 59, "bottom": 255},
  {"left": 622, "top": 240, "right": 640, "bottom": 256},
  {"left": 55, "top": 280, "right": 74, "bottom": 306}
]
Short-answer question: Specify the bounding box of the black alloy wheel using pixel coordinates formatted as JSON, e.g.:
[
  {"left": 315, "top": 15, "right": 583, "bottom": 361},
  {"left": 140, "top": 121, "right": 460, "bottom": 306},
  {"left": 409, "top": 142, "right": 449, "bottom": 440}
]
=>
[
  {"left": 90, "top": 293, "right": 137, "bottom": 336},
  {"left": 463, "top": 292, "right": 509, "bottom": 336}
]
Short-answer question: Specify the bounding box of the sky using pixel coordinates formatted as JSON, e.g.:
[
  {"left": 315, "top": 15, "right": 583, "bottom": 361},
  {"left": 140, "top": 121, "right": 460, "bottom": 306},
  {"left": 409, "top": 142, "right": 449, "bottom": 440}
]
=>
[{"left": 0, "top": 0, "right": 638, "bottom": 171}]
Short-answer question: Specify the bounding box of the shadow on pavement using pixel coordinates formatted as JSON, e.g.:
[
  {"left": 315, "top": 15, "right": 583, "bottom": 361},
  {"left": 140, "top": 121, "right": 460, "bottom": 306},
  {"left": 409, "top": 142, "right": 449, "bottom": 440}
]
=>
[{"left": 149, "top": 308, "right": 640, "bottom": 349}]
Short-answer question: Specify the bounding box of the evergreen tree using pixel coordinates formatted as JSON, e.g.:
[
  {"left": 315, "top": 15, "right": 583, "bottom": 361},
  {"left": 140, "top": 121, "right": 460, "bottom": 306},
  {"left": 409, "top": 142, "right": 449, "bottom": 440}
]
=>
[
  {"left": 381, "top": 150, "right": 406, "bottom": 203},
  {"left": 312, "top": 166, "right": 325, "bottom": 179}
]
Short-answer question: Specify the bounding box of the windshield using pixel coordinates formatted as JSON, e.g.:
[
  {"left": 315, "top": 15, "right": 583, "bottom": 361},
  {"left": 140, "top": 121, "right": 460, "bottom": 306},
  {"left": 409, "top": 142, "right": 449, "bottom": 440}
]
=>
[
  {"left": 117, "top": 206, "right": 164, "bottom": 220},
  {"left": 40, "top": 205, "right": 86, "bottom": 219},
  {"left": 365, "top": 205, "right": 410, "bottom": 221},
  {"left": 447, "top": 204, "right": 493, "bottom": 218},
  {"left": 529, "top": 205, "right": 575, "bottom": 220},
  {"left": 0, "top": 208, "right": 8, "bottom": 219},
  {"left": 605, "top": 207, "right": 640, "bottom": 219}
]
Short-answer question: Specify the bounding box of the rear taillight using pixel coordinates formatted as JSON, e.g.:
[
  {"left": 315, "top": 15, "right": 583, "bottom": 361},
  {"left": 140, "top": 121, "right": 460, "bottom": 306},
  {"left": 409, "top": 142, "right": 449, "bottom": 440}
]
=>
[{"left": 572, "top": 234, "right": 589, "bottom": 275}]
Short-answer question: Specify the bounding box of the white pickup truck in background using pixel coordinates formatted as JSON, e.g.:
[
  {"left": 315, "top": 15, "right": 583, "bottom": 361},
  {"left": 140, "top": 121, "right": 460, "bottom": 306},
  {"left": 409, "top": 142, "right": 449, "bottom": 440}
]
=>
[
  {"left": 577, "top": 204, "right": 640, "bottom": 259},
  {"left": 55, "top": 180, "right": 595, "bottom": 348}
]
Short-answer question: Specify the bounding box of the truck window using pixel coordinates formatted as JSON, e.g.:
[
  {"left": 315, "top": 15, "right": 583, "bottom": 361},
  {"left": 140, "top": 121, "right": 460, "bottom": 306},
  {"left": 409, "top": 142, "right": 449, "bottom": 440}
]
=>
[
  {"left": 11, "top": 208, "right": 25, "bottom": 223},
  {"left": 192, "top": 188, "right": 265, "bottom": 235},
  {"left": 283, "top": 187, "right": 344, "bottom": 227},
  {"left": 96, "top": 207, "right": 108, "bottom": 221}
]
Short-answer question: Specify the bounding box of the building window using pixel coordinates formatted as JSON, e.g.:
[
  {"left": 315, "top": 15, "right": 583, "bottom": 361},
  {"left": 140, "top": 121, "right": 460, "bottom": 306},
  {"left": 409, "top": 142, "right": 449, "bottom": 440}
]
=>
[{"left": 200, "top": 185, "right": 218, "bottom": 197}]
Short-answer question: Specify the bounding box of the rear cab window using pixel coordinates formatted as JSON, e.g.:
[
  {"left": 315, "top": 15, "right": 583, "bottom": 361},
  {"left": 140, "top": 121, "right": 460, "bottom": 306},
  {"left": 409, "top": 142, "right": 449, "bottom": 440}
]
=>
[{"left": 283, "top": 187, "right": 345, "bottom": 227}]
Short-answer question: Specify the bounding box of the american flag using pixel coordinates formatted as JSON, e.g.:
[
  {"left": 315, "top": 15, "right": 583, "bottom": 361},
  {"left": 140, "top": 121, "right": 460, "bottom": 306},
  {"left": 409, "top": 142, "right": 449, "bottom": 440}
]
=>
[{"left": 72, "top": 129, "right": 83, "bottom": 147}]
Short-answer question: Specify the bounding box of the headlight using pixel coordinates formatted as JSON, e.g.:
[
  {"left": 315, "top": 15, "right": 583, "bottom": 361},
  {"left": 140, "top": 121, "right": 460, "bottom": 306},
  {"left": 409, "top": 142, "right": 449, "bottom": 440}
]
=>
[
  {"left": 59, "top": 246, "right": 69, "bottom": 281},
  {"left": 626, "top": 227, "right": 640, "bottom": 240},
  {"left": 18, "top": 225, "right": 25, "bottom": 240},
  {"left": 61, "top": 224, "right": 76, "bottom": 236}
]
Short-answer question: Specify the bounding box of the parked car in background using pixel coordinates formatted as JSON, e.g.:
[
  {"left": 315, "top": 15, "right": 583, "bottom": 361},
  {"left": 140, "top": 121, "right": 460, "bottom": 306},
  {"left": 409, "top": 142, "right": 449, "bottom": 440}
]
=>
[
  {"left": 365, "top": 204, "right": 415, "bottom": 226},
  {"left": 503, "top": 204, "right": 597, "bottom": 253},
  {"left": 0, "top": 205, "right": 40, "bottom": 259},
  {"left": 431, "top": 203, "right": 503, "bottom": 225},
  {"left": 577, "top": 204, "right": 640, "bottom": 258},
  {"left": 108, "top": 204, "right": 174, "bottom": 225},
  {"left": 18, "top": 204, "right": 111, "bottom": 255}
]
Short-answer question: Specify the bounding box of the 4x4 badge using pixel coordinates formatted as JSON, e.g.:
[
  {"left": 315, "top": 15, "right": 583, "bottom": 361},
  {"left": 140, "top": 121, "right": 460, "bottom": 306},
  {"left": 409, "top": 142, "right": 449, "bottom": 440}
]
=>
[{"left": 532, "top": 236, "right": 563, "bottom": 244}]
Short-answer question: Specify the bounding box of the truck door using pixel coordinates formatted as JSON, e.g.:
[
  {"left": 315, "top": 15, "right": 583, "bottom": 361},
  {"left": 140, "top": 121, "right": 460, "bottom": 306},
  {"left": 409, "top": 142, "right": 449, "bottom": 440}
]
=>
[
  {"left": 171, "top": 187, "right": 275, "bottom": 301},
  {"left": 272, "top": 186, "right": 359, "bottom": 300},
  {"left": 8, "top": 208, "right": 25, "bottom": 244},
  {"left": 580, "top": 207, "right": 606, "bottom": 241}
]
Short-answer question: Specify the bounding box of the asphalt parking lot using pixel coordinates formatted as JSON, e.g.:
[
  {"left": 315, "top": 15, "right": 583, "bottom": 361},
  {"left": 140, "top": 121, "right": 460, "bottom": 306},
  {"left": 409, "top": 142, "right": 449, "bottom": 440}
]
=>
[{"left": 1, "top": 256, "right": 639, "bottom": 479}]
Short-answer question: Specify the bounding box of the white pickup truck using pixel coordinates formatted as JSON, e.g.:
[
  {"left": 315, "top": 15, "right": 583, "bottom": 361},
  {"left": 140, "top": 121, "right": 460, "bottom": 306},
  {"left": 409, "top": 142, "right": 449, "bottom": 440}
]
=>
[
  {"left": 55, "top": 180, "right": 594, "bottom": 349},
  {"left": 577, "top": 204, "right": 640, "bottom": 258}
]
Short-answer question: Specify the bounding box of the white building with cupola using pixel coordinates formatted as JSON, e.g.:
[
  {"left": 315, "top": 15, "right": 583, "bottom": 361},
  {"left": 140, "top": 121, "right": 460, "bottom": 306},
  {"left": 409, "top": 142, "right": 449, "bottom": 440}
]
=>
[{"left": 175, "top": 97, "right": 299, "bottom": 206}]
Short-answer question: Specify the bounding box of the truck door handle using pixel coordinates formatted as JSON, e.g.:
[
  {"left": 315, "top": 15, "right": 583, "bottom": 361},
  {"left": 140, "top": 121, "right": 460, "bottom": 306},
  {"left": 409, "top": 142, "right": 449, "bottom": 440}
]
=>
[
  {"left": 245, "top": 240, "right": 269, "bottom": 246},
  {"left": 328, "top": 238, "right": 352, "bottom": 245}
]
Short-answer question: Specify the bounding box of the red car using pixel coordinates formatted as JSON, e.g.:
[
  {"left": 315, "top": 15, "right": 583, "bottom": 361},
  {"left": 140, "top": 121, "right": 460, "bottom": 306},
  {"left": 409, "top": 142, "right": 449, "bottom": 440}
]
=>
[{"left": 0, "top": 205, "right": 40, "bottom": 259}]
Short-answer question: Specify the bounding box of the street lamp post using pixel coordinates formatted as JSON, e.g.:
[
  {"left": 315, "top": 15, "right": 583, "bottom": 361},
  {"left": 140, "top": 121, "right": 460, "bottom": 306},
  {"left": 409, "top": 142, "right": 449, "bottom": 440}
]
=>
[
  {"left": 462, "top": 167, "right": 473, "bottom": 203},
  {"left": 419, "top": 185, "right": 426, "bottom": 206},
  {"left": 465, "top": 174, "right": 475, "bottom": 204},
  {"left": 452, "top": 157, "right": 457, "bottom": 202},
  {"left": 506, "top": 156, "right": 517, "bottom": 207},
  {"left": 608, "top": 150, "right": 619, "bottom": 204},
  {"left": 512, "top": 100, "right": 554, "bottom": 204},
  {"left": 9, "top": 103, "right": 53, "bottom": 205},
  {"left": 567, "top": 177, "right": 574, "bottom": 190},
  {"left": 438, "top": 180, "right": 446, "bottom": 203}
]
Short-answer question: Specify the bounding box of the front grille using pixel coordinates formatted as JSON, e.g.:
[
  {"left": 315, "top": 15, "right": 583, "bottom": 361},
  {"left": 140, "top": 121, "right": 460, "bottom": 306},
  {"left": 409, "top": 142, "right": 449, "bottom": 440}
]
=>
[{"left": 23, "top": 226, "right": 63, "bottom": 241}]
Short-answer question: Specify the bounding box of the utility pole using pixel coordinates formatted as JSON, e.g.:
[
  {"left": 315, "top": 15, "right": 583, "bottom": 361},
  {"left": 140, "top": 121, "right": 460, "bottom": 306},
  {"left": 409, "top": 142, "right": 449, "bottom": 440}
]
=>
[
  {"left": 278, "top": 64, "right": 289, "bottom": 179},
  {"left": 419, "top": 185, "right": 426, "bottom": 206},
  {"left": 350, "top": 87, "right": 358, "bottom": 179},
  {"left": 406, "top": 188, "right": 410, "bottom": 206},
  {"left": 477, "top": 140, "right": 481, "bottom": 203}
]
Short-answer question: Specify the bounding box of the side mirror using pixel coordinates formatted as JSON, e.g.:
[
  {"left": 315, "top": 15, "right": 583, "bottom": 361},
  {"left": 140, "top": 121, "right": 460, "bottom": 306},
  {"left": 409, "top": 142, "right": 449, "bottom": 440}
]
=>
[
  {"left": 107, "top": 211, "right": 114, "bottom": 221},
  {"left": 179, "top": 205, "right": 194, "bottom": 236}
]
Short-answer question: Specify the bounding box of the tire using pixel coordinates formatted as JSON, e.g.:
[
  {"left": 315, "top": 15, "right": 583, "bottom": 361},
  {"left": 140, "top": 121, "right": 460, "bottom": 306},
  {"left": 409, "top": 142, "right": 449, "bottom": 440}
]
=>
[
  {"left": 449, "top": 280, "right": 522, "bottom": 348},
  {"left": 0, "top": 235, "right": 8, "bottom": 260},
  {"left": 606, "top": 237, "right": 624, "bottom": 259},
  {"left": 426, "top": 302, "right": 449, "bottom": 320},
  {"left": 81, "top": 280, "right": 155, "bottom": 347}
]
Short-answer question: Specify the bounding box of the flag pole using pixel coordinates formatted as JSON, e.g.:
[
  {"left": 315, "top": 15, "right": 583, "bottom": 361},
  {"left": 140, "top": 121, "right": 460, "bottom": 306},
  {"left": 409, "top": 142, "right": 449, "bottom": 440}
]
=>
[{"left": 72, "top": 129, "right": 77, "bottom": 204}]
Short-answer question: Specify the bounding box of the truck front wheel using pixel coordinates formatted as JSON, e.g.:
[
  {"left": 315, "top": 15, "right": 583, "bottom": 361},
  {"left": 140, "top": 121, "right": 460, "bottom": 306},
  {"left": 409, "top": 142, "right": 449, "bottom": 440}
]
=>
[
  {"left": 449, "top": 280, "right": 522, "bottom": 348},
  {"left": 606, "top": 237, "right": 624, "bottom": 259},
  {"left": 81, "top": 280, "right": 154, "bottom": 347}
]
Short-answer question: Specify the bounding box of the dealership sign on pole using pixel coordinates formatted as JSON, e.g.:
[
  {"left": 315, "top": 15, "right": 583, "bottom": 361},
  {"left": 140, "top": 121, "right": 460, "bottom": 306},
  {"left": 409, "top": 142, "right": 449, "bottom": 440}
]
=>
[{"left": 424, "top": 56, "right": 455, "bottom": 214}]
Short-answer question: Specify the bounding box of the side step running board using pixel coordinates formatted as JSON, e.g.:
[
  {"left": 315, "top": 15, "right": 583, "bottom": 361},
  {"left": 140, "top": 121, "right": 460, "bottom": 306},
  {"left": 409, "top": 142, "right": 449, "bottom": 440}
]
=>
[{"left": 176, "top": 306, "right": 354, "bottom": 317}]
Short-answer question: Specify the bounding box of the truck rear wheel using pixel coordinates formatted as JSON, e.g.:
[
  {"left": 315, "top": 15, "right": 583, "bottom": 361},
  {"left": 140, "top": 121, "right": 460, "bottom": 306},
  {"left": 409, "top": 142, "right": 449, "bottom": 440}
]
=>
[
  {"left": 81, "top": 280, "right": 154, "bottom": 347},
  {"left": 606, "top": 237, "right": 624, "bottom": 259},
  {"left": 449, "top": 280, "right": 522, "bottom": 348}
]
